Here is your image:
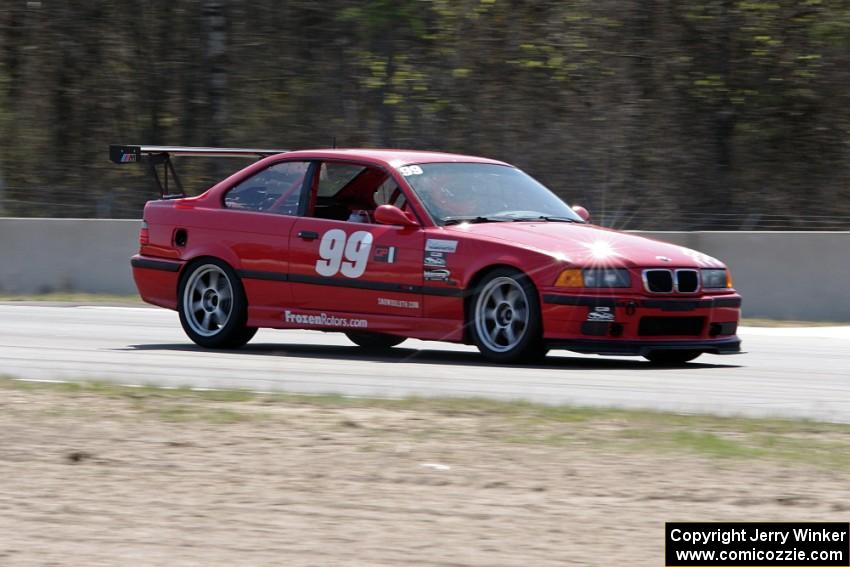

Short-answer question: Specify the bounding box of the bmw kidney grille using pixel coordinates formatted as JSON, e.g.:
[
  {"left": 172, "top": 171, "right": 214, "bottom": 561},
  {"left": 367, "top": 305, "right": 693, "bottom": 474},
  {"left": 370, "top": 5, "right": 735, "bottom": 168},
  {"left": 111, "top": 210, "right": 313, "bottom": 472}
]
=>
[{"left": 643, "top": 269, "right": 700, "bottom": 293}]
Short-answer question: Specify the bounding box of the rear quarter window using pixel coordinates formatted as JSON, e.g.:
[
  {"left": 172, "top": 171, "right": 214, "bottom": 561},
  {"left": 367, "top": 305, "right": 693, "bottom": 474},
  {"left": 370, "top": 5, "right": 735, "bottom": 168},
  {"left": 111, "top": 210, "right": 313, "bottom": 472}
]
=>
[{"left": 224, "top": 161, "right": 310, "bottom": 215}]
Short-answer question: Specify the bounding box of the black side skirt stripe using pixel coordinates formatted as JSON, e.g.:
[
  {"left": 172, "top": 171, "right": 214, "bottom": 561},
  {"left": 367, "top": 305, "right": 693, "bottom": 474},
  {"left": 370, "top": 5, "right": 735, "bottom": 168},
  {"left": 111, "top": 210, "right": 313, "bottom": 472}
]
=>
[
  {"left": 237, "top": 270, "right": 289, "bottom": 282},
  {"left": 239, "top": 270, "right": 464, "bottom": 297},
  {"left": 421, "top": 286, "right": 464, "bottom": 297},
  {"left": 131, "top": 258, "right": 181, "bottom": 272},
  {"left": 289, "top": 273, "right": 418, "bottom": 293}
]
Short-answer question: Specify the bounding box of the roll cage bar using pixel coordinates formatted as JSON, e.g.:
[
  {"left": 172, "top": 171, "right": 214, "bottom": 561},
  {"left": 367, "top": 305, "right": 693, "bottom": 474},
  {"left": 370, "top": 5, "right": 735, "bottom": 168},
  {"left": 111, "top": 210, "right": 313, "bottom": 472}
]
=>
[{"left": 109, "top": 144, "right": 289, "bottom": 199}]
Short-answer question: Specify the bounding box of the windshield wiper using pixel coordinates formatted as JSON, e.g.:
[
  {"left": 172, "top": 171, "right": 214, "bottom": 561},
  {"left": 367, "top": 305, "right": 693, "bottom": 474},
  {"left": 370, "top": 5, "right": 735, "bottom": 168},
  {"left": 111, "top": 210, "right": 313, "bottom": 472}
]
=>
[
  {"left": 443, "top": 215, "right": 513, "bottom": 225},
  {"left": 443, "top": 214, "right": 582, "bottom": 225},
  {"left": 512, "top": 215, "right": 583, "bottom": 223}
]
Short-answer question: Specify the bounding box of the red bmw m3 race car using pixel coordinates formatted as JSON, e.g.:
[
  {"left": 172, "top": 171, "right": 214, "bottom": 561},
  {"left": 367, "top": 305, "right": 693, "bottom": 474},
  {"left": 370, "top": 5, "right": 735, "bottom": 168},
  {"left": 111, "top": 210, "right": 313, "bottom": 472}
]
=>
[{"left": 112, "top": 145, "right": 742, "bottom": 364}]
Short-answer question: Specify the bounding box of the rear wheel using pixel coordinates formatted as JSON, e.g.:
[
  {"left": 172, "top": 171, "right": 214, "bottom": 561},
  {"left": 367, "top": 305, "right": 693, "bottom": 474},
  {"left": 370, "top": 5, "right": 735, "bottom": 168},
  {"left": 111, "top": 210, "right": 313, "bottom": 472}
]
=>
[
  {"left": 643, "top": 350, "right": 702, "bottom": 365},
  {"left": 346, "top": 332, "right": 405, "bottom": 350},
  {"left": 178, "top": 259, "right": 257, "bottom": 349},
  {"left": 470, "top": 268, "right": 543, "bottom": 363}
]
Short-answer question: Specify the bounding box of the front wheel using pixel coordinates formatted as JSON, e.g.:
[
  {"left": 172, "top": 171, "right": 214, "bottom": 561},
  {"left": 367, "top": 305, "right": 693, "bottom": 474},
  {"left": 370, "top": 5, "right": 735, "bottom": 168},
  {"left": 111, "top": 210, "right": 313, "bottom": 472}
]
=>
[
  {"left": 643, "top": 350, "right": 702, "bottom": 365},
  {"left": 178, "top": 259, "right": 257, "bottom": 349},
  {"left": 470, "top": 268, "right": 543, "bottom": 363},
  {"left": 346, "top": 332, "right": 406, "bottom": 350}
]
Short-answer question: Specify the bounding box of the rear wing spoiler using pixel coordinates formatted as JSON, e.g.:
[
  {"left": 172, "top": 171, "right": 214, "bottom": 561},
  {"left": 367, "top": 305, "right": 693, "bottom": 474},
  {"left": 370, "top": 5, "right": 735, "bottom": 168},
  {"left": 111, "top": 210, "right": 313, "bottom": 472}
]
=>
[{"left": 109, "top": 144, "right": 289, "bottom": 199}]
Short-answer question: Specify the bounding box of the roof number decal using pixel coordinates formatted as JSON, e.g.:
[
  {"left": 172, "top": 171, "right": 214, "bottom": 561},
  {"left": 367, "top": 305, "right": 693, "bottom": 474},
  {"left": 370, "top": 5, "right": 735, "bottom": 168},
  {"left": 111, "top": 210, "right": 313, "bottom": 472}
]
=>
[{"left": 399, "top": 165, "right": 423, "bottom": 176}]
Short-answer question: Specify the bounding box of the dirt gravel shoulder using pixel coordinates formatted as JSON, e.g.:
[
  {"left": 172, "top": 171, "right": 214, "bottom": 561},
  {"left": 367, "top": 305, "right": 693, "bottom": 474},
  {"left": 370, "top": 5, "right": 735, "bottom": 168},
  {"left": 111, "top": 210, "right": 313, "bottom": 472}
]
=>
[{"left": 1, "top": 380, "right": 849, "bottom": 566}]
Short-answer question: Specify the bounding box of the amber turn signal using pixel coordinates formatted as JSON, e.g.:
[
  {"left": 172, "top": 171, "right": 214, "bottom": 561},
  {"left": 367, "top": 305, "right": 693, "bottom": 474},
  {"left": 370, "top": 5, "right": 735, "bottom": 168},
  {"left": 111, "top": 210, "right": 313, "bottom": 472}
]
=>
[{"left": 554, "top": 269, "right": 584, "bottom": 288}]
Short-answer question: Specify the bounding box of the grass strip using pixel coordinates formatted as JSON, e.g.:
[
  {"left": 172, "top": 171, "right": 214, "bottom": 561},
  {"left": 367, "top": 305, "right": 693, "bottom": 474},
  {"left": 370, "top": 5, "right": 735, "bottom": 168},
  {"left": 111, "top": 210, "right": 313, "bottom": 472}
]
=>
[{"left": 3, "top": 376, "right": 850, "bottom": 468}]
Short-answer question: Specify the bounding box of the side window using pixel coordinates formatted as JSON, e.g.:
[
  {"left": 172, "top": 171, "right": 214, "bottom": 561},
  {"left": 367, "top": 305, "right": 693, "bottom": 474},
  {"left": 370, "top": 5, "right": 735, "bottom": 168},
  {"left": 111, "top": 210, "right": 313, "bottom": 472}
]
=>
[
  {"left": 224, "top": 161, "right": 310, "bottom": 215},
  {"left": 318, "top": 163, "right": 365, "bottom": 197},
  {"left": 373, "top": 178, "right": 407, "bottom": 209},
  {"left": 311, "top": 161, "right": 375, "bottom": 222}
]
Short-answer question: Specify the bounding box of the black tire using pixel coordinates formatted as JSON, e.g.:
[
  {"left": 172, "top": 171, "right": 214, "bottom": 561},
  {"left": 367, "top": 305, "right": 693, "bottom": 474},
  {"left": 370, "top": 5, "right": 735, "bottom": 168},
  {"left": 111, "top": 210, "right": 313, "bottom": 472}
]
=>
[
  {"left": 525, "top": 344, "right": 550, "bottom": 363},
  {"left": 178, "top": 258, "right": 257, "bottom": 349},
  {"left": 643, "top": 350, "right": 702, "bottom": 365},
  {"left": 346, "top": 331, "right": 406, "bottom": 350},
  {"left": 469, "top": 267, "right": 543, "bottom": 363}
]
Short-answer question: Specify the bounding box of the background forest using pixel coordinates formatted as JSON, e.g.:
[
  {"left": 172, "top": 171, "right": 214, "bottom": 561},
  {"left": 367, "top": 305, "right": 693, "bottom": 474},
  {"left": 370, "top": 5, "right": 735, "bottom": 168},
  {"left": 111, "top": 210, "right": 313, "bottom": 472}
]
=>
[{"left": 1, "top": 0, "right": 849, "bottom": 229}]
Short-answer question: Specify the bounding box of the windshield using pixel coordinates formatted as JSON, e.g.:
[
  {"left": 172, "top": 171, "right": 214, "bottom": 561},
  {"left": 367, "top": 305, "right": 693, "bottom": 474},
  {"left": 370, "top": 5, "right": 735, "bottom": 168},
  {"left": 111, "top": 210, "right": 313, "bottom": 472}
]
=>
[{"left": 401, "top": 163, "right": 583, "bottom": 225}]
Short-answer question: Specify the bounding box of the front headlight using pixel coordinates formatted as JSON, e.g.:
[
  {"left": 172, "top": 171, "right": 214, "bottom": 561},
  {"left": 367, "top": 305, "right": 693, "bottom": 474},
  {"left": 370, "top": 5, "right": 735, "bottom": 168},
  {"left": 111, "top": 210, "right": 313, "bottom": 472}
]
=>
[
  {"left": 555, "top": 268, "right": 631, "bottom": 288},
  {"left": 701, "top": 268, "right": 732, "bottom": 289}
]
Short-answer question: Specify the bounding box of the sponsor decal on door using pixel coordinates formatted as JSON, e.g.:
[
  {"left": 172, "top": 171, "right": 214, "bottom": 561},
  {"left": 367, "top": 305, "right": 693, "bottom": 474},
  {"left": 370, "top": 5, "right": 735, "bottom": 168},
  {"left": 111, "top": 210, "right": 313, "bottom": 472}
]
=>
[
  {"left": 425, "top": 239, "right": 458, "bottom": 253},
  {"left": 424, "top": 269, "right": 451, "bottom": 282},
  {"left": 423, "top": 251, "right": 447, "bottom": 267},
  {"left": 373, "top": 245, "right": 397, "bottom": 264}
]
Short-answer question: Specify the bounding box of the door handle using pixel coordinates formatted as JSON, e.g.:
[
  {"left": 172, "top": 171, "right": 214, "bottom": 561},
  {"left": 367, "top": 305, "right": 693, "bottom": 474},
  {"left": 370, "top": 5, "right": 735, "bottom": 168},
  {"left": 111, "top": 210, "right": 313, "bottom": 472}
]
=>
[{"left": 298, "top": 230, "right": 319, "bottom": 241}]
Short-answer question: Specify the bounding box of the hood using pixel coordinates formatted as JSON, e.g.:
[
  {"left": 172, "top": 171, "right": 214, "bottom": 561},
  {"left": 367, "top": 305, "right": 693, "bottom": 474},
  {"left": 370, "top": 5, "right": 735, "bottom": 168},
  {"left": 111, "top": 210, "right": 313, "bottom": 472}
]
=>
[{"left": 445, "top": 222, "right": 724, "bottom": 268}]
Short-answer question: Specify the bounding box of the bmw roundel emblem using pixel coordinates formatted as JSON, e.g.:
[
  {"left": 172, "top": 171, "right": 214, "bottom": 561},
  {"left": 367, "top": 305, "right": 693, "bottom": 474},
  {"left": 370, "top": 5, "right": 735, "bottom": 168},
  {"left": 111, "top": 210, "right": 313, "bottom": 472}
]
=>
[{"left": 656, "top": 256, "right": 672, "bottom": 262}]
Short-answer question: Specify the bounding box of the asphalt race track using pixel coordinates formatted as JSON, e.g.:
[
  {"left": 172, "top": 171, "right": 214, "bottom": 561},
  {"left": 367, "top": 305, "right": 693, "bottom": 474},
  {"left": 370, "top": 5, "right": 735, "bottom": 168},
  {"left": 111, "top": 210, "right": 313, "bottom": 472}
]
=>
[{"left": 2, "top": 303, "right": 849, "bottom": 422}]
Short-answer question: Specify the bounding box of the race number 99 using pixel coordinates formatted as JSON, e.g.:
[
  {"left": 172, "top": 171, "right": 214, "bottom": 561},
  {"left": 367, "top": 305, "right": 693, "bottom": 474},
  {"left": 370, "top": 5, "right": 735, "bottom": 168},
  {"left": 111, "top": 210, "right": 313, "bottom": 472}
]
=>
[
  {"left": 315, "top": 229, "right": 373, "bottom": 278},
  {"left": 399, "top": 165, "right": 423, "bottom": 176}
]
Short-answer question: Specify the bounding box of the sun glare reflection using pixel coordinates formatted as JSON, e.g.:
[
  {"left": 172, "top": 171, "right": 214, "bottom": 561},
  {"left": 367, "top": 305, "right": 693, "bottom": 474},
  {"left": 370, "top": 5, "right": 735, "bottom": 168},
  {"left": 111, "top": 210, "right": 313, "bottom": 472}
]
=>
[{"left": 582, "top": 239, "right": 624, "bottom": 266}]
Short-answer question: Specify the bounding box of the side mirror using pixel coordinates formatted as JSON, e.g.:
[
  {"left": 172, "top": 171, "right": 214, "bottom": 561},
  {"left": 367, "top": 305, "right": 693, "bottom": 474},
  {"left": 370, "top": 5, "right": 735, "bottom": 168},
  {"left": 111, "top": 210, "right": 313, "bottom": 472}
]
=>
[
  {"left": 572, "top": 205, "right": 590, "bottom": 222},
  {"left": 374, "top": 204, "right": 419, "bottom": 227}
]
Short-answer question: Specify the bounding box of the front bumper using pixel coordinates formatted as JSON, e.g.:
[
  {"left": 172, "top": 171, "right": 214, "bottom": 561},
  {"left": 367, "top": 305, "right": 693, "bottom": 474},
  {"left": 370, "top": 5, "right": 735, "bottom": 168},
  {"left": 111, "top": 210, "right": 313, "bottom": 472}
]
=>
[
  {"left": 540, "top": 291, "right": 742, "bottom": 356},
  {"left": 545, "top": 336, "right": 741, "bottom": 356}
]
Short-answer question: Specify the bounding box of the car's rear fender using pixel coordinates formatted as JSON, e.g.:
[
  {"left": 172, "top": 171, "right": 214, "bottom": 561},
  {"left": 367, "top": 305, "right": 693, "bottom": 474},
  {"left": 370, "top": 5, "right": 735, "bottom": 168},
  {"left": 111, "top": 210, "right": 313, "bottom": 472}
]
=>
[
  {"left": 133, "top": 242, "right": 242, "bottom": 311},
  {"left": 181, "top": 243, "right": 243, "bottom": 273},
  {"left": 131, "top": 254, "right": 184, "bottom": 310}
]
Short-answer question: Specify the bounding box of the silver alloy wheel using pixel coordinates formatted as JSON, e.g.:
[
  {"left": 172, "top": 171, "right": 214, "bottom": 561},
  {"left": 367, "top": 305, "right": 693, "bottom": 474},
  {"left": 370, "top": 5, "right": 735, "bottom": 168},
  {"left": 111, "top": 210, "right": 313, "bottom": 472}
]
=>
[
  {"left": 474, "top": 276, "right": 530, "bottom": 353},
  {"left": 183, "top": 264, "right": 234, "bottom": 337}
]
